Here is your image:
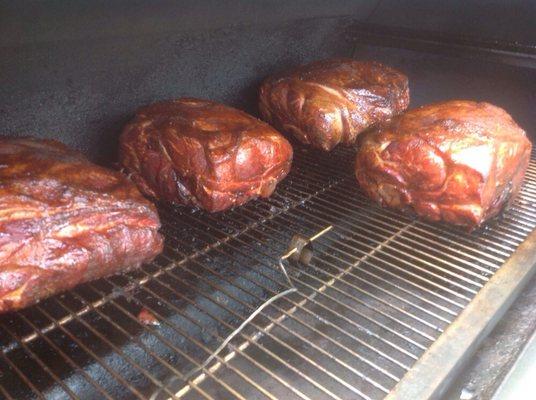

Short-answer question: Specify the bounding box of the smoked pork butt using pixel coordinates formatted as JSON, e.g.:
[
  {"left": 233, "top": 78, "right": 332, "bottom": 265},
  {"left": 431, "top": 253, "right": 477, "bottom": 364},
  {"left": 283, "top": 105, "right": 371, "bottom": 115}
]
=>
[
  {"left": 259, "top": 58, "right": 409, "bottom": 151},
  {"left": 355, "top": 100, "right": 532, "bottom": 228},
  {"left": 0, "top": 137, "right": 163, "bottom": 312},
  {"left": 119, "top": 98, "right": 293, "bottom": 212}
]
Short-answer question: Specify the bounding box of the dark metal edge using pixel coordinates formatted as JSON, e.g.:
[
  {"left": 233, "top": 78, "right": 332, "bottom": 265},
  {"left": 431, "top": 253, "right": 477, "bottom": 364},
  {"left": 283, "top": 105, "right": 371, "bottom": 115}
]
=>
[
  {"left": 385, "top": 228, "right": 536, "bottom": 400},
  {"left": 347, "top": 23, "right": 536, "bottom": 69},
  {"left": 349, "top": 23, "right": 536, "bottom": 55}
]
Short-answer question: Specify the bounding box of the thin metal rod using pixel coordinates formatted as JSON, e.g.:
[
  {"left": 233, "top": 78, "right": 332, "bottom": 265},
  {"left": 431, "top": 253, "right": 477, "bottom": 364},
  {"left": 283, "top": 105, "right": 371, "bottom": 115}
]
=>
[
  {"left": 162, "top": 237, "right": 410, "bottom": 376},
  {"left": 220, "top": 201, "right": 470, "bottom": 310},
  {"left": 164, "top": 224, "right": 418, "bottom": 367},
  {"left": 98, "top": 229, "right": 361, "bottom": 399},
  {"left": 0, "top": 349, "right": 46, "bottom": 400},
  {"left": 159, "top": 249, "right": 386, "bottom": 399},
  {"left": 235, "top": 199, "right": 473, "bottom": 306},
  {"left": 76, "top": 284, "right": 255, "bottom": 400},
  {"left": 60, "top": 290, "right": 218, "bottom": 400},
  {"left": 163, "top": 210, "right": 427, "bottom": 356},
  {"left": 278, "top": 246, "right": 442, "bottom": 338},
  {"left": 241, "top": 201, "right": 466, "bottom": 314},
  {"left": 285, "top": 189, "right": 495, "bottom": 280},
  {"left": 173, "top": 200, "right": 472, "bottom": 307},
  {"left": 311, "top": 174, "right": 520, "bottom": 252},
  {"left": 46, "top": 292, "right": 218, "bottom": 400},
  {"left": 307, "top": 208, "right": 492, "bottom": 283},
  {"left": 153, "top": 260, "right": 381, "bottom": 400},
  {"left": 183, "top": 287, "right": 296, "bottom": 382},
  {"left": 248, "top": 214, "right": 455, "bottom": 324},
  {"left": 14, "top": 310, "right": 115, "bottom": 400},
  {"left": 183, "top": 225, "right": 330, "bottom": 385},
  {"left": 0, "top": 383, "right": 15, "bottom": 400},
  {"left": 159, "top": 299, "right": 318, "bottom": 400},
  {"left": 0, "top": 324, "right": 79, "bottom": 399},
  {"left": 2, "top": 287, "right": 123, "bottom": 353},
  {"left": 163, "top": 225, "right": 431, "bottom": 355},
  {"left": 276, "top": 179, "right": 500, "bottom": 279},
  {"left": 294, "top": 189, "right": 502, "bottom": 272},
  {"left": 326, "top": 176, "right": 515, "bottom": 255},
  {"left": 132, "top": 276, "right": 318, "bottom": 400},
  {"left": 271, "top": 204, "right": 479, "bottom": 296},
  {"left": 156, "top": 225, "right": 410, "bottom": 378}
]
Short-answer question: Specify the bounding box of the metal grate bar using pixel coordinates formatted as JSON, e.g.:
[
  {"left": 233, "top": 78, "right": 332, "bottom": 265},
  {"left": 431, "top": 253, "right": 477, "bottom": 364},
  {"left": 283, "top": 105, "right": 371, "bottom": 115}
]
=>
[
  {"left": 159, "top": 209, "right": 418, "bottom": 366},
  {"left": 274, "top": 187, "right": 488, "bottom": 293},
  {"left": 241, "top": 172, "right": 476, "bottom": 310},
  {"left": 80, "top": 272, "right": 283, "bottom": 400},
  {"left": 179, "top": 227, "right": 414, "bottom": 367},
  {"left": 107, "top": 262, "right": 311, "bottom": 400},
  {"left": 153, "top": 266, "right": 385, "bottom": 400},
  {"left": 0, "top": 323, "right": 79, "bottom": 399},
  {"left": 35, "top": 299, "right": 172, "bottom": 400},
  {"left": 161, "top": 225, "right": 408, "bottom": 380},
  {"left": 215, "top": 208, "right": 447, "bottom": 335},
  {"left": 11, "top": 310, "right": 115, "bottom": 400},
  {"left": 157, "top": 241, "right": 390, "bottom": 399},
  {"left": 302, "top": 192, "right": 501, "bottom": 272},
  {"left": 162, "top": 206, "right": 428, "bottom": 356},
  {"left": 169, "top": 209, "right": 439, "bottom": 345},
  {"left": 0, "top": 345, "right": 46, "bottom": 399},
  {"left": 270, "top": 165, "right": 497, "bottom": 284},
  {"left": 156, "top": 267, "right": 356, "bottom": 400},
  {"left": 272, "top": 201, "right": 477, "bottom": 299},
  {"left": 279, "top": 164, "right": 508, "bottom": 267},
  {"left": 1, "top": 146, "right": 535, "bottom": 400},
  {"left": 125, "top": 276, "right": 297, "bottom": 400},
  {"left": 53, "top": 291, "right": 217, "bottom": 400},
  {"left": 0, "top": 384, "right": 15, "bottom": 400},
  {"left": 202, "top": 239, "right": 418, "bottom": 367},
  {"left": 235, "top": 211, "right": 455, "bottom": 325}
]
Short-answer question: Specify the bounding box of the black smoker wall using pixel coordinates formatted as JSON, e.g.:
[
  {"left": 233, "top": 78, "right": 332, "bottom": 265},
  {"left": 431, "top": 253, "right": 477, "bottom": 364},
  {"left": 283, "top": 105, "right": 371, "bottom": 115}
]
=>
[
  {"left": 1, "top": 1, "right": 535, "bottom": 164},
  {"left": 0, "top": 1, "right": 377, "bottom": 164}
]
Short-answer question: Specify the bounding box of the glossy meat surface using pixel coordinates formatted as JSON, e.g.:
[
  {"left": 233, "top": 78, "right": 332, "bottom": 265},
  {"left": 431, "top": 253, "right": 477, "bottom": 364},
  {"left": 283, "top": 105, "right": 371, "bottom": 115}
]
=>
[
  {"left": 0, "top": 137, "right": 163, "bottom": 313},
  {"left": 119, "top": 98, "right": 293, "bottom": 212},
  {"left": 355, "top": 101, "right": 532, "bottom": 228},
  {"left": 259, "top": 58, "right": 409, "bottom": 151}
]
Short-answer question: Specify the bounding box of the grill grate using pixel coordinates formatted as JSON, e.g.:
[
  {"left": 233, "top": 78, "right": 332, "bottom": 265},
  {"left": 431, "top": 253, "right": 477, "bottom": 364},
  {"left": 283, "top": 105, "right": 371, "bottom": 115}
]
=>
[{"left": 1, "top": 145, "right": 535, "bottom": 400}]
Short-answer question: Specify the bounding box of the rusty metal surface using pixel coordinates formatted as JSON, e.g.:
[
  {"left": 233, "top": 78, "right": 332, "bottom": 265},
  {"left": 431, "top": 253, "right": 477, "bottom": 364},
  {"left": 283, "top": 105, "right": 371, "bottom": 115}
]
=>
[
  {"left": 386, "top": 228, "right": 536, "bottom": 400},
  {"left": 443, "top": 274, "right": 536, "bottom": 400}
]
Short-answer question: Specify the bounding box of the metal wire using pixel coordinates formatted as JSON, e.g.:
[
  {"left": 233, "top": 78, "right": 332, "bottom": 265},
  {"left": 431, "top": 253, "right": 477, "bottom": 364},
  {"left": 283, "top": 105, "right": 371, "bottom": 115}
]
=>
[
  {"left": 161, "top": 209, "right": 427, "bottom": 358},
  {"left": 178, "top": 223, "right": 315, "bottom": 383},
  {"left": 1, "top": 146, "right": 535, "bottom": 400}
]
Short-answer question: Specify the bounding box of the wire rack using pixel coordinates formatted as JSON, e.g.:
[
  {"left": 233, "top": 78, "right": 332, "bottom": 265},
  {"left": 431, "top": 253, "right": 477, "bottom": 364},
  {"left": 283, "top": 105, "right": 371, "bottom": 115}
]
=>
[{"left": 1, "top": 144, "right": 535, "bottom": 400}]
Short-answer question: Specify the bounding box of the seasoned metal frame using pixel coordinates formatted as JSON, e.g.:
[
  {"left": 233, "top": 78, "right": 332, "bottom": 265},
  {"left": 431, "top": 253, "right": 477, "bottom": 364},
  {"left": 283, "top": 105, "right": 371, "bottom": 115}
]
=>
[{"left": 386, "top": 228, "right": 536, "bottom": 399}]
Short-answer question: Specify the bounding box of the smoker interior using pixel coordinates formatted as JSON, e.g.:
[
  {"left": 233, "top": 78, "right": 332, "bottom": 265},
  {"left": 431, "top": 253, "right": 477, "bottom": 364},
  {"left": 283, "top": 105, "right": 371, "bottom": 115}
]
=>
[{"left": 1, "top": 6, "right": 536, "bottom": 400}]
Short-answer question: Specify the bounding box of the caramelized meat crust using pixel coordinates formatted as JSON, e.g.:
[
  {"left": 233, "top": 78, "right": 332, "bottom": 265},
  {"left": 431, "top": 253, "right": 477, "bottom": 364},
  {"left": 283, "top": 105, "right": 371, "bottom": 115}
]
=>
[
  {"left": 355, "top": 100, "right": 532, "bottom": 228},
  {"left": 0, "top": 137, "right": 163, "bottom": 312},
  {"left": 259, "top": 58, "right": 409, "bottom": 151},
  {"left": 119, "top": 98, "right": 293, "bottom": 212}
]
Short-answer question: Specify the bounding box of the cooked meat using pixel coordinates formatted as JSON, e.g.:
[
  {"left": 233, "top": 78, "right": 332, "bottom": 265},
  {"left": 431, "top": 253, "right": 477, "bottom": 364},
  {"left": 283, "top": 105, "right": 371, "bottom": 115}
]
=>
[
  {"left": 259, "top": 58, "right": 409, "bottom": 151},
  {"left": 119, "top": 98, "right": 293, "bottom": 212},
  {"left": 0, "top": 137, "right": 163, "bottom": 313},
  {"left": 355, "top": 100, "right": 532, "bottom": 229}
]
